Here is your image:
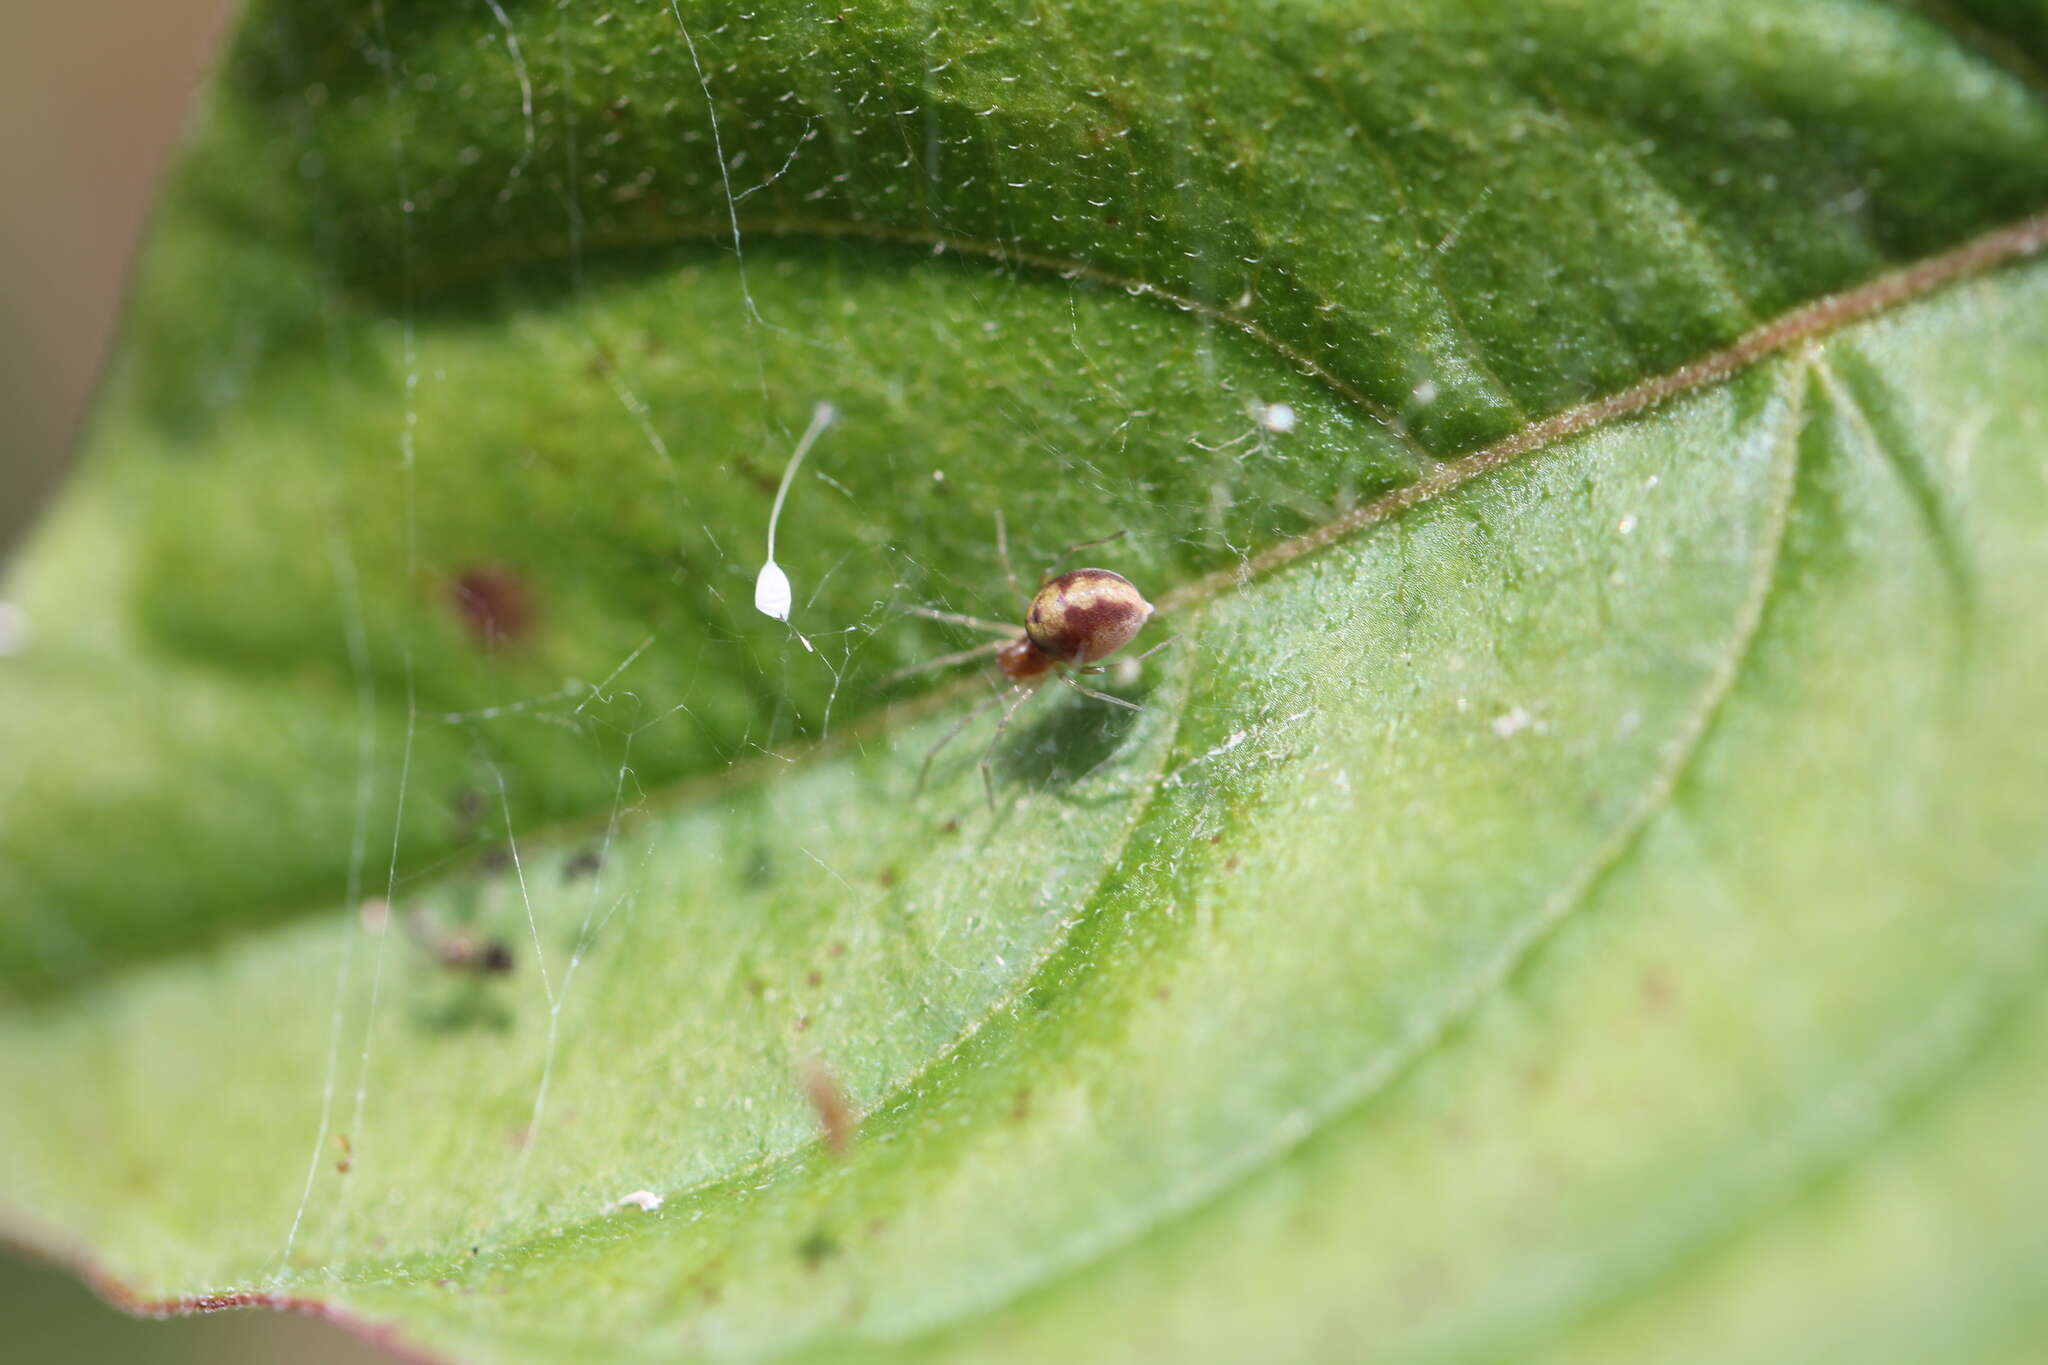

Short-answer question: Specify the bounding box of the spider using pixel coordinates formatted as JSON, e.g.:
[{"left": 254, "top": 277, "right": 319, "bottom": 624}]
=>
[{"left": 890, "top": 513, "right": 1168, "bottom": 804}]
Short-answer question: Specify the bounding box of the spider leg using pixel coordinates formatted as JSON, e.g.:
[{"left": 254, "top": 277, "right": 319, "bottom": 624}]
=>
[
  {"left": 1071, "top": 634, "right": 1180, "bottom": 676},
  {"left": 1122, "top": 634, "right": 1187, "bottom": 667},
  {"left": 1042, "top": 528, "right": 1130, "bottom": 580},
  {"left": 915, "top": 684, "right": 1009, "bottom": 797},
  {"left": 1125, "top": 634, "right": 1180, "bottom": 663},
  {"left": 904, "top": 605, "right": 1018, "bottom": 635},
  {"left": 1057, "top": 671, "right": 1143, "bottom": 711},
  {"left": 977, "top": 685, "right": 1035, "bottom": 809},
  {"left": 882, "top": 638, "right": 1008, "bottom": 687}
]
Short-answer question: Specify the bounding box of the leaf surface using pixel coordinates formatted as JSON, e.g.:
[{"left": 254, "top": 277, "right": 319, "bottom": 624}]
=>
[{"left": 4, "top": 2, "right": 2048, "bottom": 1361}]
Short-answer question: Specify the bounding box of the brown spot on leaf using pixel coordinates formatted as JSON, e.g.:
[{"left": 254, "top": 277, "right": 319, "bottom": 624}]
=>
[
  {"left": 406, "top": 909, "right": 514, "bottom": 975},
  {"left": 1641, "top": 967, "right": 1676, "bottom": 1014},
  {"left": 800, "top": 1058, "right": 855, "bottom": 1156},
  {"left": 449, "top": 565, "right": 535, "bottom": 648}
]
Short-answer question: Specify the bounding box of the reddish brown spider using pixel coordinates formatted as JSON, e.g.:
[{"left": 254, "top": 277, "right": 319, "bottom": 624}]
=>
[{"left": 891, "top": 514, "right": 1168, "bottom": 803}]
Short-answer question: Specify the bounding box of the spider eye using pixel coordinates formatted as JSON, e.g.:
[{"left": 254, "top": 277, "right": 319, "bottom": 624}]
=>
[{"left": 1025, "top": 569, "right": 1153, "bottom": 664}]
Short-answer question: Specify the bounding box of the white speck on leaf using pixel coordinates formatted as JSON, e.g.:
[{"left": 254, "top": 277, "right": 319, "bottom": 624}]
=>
[
  {"left": 608, "top": 1190, "right": 664, "bottom": 1213},
  {"left": 0, "top": 602, "right": 25, "bottom": 657},
  {"left": 1492, "top": 706, "right": 1532, "bottom": 738},
  {"left": 1253, "top": 401, "right": 1297, "bottom": 433}
]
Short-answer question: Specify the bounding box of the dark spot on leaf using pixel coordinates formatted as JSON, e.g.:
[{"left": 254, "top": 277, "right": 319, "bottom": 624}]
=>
[
  {"left": 449, "top": 565, "right": 535, "bottom": 648},
  {"left": 407, "top": 909, "right": 513, "bottom": 977},
  {"left": 562, "top": 848, "right": 603, "bottom": 882},
  {"left": 878, "top": 865, "right": 898, "bottom": 888},
  {"left": 805, "top": 969, "right": 822, "bottom": 988},
  {"left": 796, "top": 1229, "right": 839, "bottom": 1268},
  {"left": 1224, "top": 856, "right": 1240, "bottom": 872},
  {"left": 730, "top": 456, "right": 782, "bottom": 498},
  {"left": 1012, "top": 1089, "right": 1032, "bottom": 1121}
]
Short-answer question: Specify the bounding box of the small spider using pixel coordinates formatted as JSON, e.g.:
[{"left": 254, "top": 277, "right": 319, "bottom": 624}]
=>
[{"left": 890, "top": 513, "right": 1168, "bottom": 803}]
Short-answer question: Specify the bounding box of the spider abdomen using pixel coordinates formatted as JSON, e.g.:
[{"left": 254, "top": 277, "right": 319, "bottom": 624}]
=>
[{"left": 1024, "top": 569, "right": 1154, "bottom": 665}]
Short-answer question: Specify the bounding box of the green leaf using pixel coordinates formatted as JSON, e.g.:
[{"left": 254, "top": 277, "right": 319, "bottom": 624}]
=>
[{"left": 5, "top": 1, "right": 2048, "bottom": 1361}]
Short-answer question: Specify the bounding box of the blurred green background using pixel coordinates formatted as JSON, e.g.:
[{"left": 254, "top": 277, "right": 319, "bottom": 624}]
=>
[{"left": 0, "top": 2, "right": 387, "bottom": 1358}]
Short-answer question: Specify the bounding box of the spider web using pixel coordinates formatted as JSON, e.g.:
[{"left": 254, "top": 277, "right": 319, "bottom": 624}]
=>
[{"left": 251, "top": 0, "right": 1339, "bottom": 1282}]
